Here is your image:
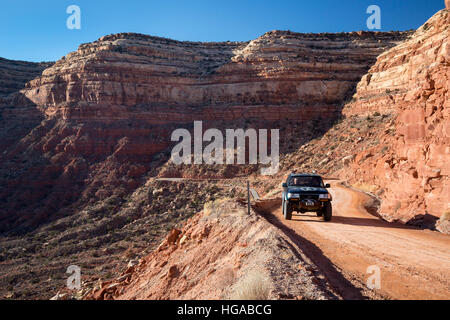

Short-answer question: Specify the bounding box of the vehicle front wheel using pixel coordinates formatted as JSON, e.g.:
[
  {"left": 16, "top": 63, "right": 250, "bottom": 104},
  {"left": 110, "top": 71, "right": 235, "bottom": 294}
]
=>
[
  {"left": 283, "top": 200, "right": 293, "bottom": 220},
  {"left": 322, "top": 202, "right": 332, "bottom": 221}
]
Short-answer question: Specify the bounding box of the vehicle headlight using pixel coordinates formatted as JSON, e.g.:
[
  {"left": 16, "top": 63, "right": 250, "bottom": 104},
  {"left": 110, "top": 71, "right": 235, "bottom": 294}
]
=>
[
  {"left": 287, "top": 193, "right": 299, "bottom": 199},
  {"left": 319, "top": 194, "right": 331, "bottom": 200}
]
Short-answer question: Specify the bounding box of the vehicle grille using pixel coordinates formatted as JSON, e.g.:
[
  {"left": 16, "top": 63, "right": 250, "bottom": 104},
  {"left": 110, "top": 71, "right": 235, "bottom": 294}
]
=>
[{"left": 300, "top": 195, "right": 319, "bottom": 201}]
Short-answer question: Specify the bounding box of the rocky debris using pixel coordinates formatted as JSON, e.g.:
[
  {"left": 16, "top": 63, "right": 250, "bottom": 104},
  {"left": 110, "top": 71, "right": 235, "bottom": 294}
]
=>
[
  {"left": 116, "top": 273, "right": 132, "bottom": 282},
  {"left": 342, "top": 155, "right": 355, "bottom": 166},
  {"left": 167, "top": 265, "right": 179, "bottom": 279},
  {"left": 166, "top": 229, "right": 182, "bottom": 245},
  {"left": 50, "top": 292, "right": 69, "bottom": 300},
  {"left": 127, "top": 260, "right": 139, "bottom": 268},
  {"left": 85, "top": 199, "right": 336, "bottom": 300},
  {"left": 4, "top": 292, "right": 15, "bottom": 299}
]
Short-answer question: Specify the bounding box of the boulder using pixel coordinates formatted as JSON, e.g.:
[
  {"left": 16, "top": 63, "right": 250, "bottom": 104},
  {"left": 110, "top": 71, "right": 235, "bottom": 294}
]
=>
[{"left": 167, "top": 229, "right": 182, "bottom": 245}]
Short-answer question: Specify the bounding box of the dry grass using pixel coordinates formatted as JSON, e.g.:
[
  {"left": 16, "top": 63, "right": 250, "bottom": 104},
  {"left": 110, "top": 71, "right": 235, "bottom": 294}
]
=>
[
  {"left": 230, "top": 271, "right": 271, "bottom": 300},
  {"left": 203, "top": 201, "right": 214, "bottom": 216},
  {"left": 352, "top": 182, "right": 378, "bottom": 194},
  {"left": 203, "top": 198, "right": 232, "bottom": 217},
  {"left": 440, "top": 210, "right": 450, "bottom": 222}
]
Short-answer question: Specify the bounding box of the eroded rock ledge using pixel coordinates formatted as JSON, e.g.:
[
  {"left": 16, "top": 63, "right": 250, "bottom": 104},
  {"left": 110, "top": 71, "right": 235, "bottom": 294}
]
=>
[
  {"left": 342, "top": 9, "right": 449, "bottom": 224},
  {"left": 21, "top": 30, "right": 410, "bottom": 122}
]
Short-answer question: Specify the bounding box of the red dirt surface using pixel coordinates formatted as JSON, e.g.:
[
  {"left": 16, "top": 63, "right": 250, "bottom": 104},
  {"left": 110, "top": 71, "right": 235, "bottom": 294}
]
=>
[{"left": 267, "top": 182, "right": 450, "bottom": 299}]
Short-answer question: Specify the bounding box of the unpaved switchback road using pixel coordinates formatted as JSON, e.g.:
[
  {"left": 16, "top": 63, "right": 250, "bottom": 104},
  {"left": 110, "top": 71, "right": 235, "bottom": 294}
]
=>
[{"left": 263, "top": 182, "right": 450, "bottom": 300}]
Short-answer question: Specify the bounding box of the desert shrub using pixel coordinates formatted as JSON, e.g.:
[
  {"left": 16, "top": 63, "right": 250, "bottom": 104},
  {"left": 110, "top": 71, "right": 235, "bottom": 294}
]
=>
[
  {"left": 203, "top": 198, "right": 230, "bottom": 217},
  {"left": 230, "top": 271, "right": 271, "bottom": 300},
  {"left": 352, "top": 182, "right": 378, "bottom": 194},
  {"left": 440, "top": 210, "right": 450, "bottom": 222}
]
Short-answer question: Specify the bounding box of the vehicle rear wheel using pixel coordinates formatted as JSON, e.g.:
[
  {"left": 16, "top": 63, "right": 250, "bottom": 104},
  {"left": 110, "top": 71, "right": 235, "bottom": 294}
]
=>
[
  {"left": 323, "top": 202, "right": 332, "bottom": 221},
  {"left": 283, "top": 200, "right": 292, "bottom": 220}
]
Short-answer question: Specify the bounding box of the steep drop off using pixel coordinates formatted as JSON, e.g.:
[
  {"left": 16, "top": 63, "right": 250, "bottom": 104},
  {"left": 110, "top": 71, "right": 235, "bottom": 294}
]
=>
[{"left": 85, "top": 199, "right": 338, "bottom": 300}]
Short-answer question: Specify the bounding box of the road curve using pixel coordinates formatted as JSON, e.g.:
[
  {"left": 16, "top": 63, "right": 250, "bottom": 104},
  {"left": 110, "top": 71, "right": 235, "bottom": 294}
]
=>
[{"left": 264, "top": 182, "right": 450, "bottom": 300}]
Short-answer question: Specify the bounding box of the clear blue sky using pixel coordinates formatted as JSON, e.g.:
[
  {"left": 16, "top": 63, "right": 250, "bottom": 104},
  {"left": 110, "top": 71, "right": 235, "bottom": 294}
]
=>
[{"left": 0, "top": 0, "right": 445, "bottom": 62}]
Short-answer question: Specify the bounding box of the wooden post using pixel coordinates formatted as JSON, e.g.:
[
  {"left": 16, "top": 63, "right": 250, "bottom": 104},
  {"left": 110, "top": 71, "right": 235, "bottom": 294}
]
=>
[{"left": 247, "top": 180, "right": 251, "bottom": 215}]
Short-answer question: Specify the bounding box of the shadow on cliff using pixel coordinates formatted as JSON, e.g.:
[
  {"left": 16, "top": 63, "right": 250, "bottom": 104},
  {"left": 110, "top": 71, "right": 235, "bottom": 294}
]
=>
[
  {"left": 0, "top": 92, "right": 45, "bottom": 153},
  {"left": 0, "top": 57, "right": 54, "bottom": 97},
  {"left": 0, "top": 94, "right": 155, "bottom": 236}
]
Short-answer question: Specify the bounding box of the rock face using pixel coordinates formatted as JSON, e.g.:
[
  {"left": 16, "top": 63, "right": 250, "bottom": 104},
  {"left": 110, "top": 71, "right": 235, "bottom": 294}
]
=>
[
  {"left": 0, "top": 59, "right": 53, "bottom": 167},
  {"left": 0, "top": 30, "right": 409, "bottom": 234},
  {"left": 342, "top": 9, "right": 449, "bottom": 224},
  {"left": 22, "top": 31, "right": 409, "bottom": 122},
  {"left": 0, "top": 58, "right": 52, "bottom": 97}
]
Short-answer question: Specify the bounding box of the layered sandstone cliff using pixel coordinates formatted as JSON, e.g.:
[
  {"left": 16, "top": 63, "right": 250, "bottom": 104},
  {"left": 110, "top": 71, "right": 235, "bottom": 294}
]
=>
[
  {"left": 342, "top": 9, "right": 449, "bottom": 224},
  {"left": 0, "top": 30, "right": 409, "bottom": 234},
  {"left": 21, "top": 31, "right": 409, "bottom": 122}
]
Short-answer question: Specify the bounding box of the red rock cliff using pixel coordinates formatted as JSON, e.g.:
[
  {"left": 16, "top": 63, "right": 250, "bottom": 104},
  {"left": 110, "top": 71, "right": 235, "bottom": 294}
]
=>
[
  {"left": 21, "top": 31, "right": 409, "bottom": 122},
  {"left": 0, "top": 30, "right": 409, "bottom": 233},
  {"left": 342, "top": 9, "right": 449, "bottom": 224}
]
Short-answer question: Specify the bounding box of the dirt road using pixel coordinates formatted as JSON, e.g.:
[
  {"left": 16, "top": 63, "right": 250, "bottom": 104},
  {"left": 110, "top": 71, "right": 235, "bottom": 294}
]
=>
[{"left": 263, "top": 182, "right": 450, "bottom": 300}]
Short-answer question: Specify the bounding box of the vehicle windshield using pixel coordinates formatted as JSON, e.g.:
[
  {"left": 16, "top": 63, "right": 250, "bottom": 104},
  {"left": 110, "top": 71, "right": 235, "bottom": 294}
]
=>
[{"left": 288, "top": 176, "right": 324, "bottom": 187}]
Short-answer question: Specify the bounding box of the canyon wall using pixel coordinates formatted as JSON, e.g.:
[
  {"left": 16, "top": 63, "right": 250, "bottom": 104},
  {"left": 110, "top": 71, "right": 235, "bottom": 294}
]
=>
[
  {"left": 0, "top": 58, "right": 52, "bottom": 97},
  {"left": 0, "top": 30, "right": 409, "bottom": 233},
  {"left": 22, "top": 31, "right": 409, "bottom": 123},
  {"left": 342, "top": 9, "right": 449, "bottom": 224}
]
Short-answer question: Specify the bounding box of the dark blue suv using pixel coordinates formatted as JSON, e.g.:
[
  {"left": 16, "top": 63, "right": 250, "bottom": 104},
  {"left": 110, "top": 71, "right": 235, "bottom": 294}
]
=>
[{"left": 281, "top": 173, "right": 332, "bottom": 221}]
